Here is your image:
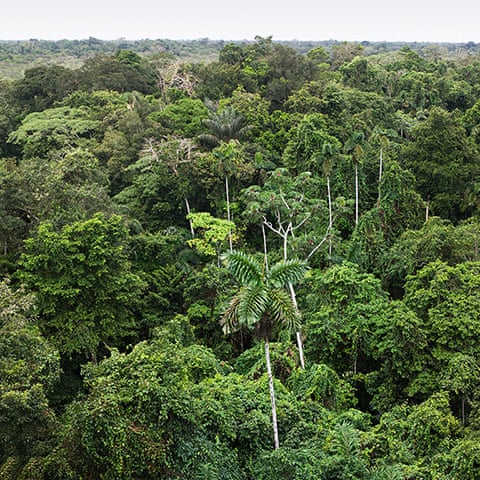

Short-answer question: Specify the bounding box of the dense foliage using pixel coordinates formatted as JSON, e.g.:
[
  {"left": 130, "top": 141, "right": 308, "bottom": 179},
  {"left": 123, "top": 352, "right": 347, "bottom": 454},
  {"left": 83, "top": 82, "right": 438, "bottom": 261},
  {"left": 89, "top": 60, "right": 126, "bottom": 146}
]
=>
[{"left": 1, "top": 36, "right": 480, "bottom": 479}]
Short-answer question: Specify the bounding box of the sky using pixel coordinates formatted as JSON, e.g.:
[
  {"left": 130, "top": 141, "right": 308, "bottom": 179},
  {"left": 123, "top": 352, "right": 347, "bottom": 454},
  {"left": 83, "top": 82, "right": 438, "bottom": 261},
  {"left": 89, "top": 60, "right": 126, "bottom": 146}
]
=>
[{"left": 2, "top": 0, "right": 480, "bottom": 43}]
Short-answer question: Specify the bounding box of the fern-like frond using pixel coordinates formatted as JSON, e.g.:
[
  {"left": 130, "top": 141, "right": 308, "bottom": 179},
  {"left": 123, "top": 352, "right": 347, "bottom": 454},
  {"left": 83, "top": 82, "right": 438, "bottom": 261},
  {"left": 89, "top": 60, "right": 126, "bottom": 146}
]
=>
[
  {"left": 222, "top": 250, "right": 263, "bottom": 286},
  {"left": 222, "top": 285, "right": 268, "bottom": 333},
  {"left": 237, "top": 285, "right": 269, "bottom": 329},
  {"left": 267, "top": 288, "right": 301, "bottom": 333},
  {"left": 267, "top": 258, "right": 308, "bottom": 288}
]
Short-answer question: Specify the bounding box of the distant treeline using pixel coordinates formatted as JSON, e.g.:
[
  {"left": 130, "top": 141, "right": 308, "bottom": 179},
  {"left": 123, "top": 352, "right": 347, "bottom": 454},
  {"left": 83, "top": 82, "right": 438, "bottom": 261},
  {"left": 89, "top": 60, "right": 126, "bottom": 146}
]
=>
[{"left": 0, "top": 36, "right": 479, "bottom": 78}]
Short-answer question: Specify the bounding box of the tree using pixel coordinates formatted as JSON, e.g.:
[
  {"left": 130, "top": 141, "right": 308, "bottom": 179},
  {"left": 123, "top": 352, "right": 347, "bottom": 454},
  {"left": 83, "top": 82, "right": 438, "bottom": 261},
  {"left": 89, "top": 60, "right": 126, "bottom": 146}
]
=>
[
  {"left": 402, "top": 261, "right": 480, "bottom": 406},
  {"left": 199, "top": 106, "right": 252, "bottom": 251},
  {"left": 0, "top": 279, "right": 60, "bottom": 477},
  {"left": 8, "top": 106, "right": 100, "bottom": 159},
  {"left": 187, "top": 212, "right": 236, "bottom": 263},
  {"left": 222, "top": 251, "right": 307, "bottom": 449},
  {"left": 199, "top": 105, "right": 251, "bottom": 148},
  {"left": 400, "top": 106, "right": 478, "bottom": 221},
  {"left": 17, "top": 213, "right": 145, "bottom": 358},
  {"left": 344, "top": 131, "right": 365, "bottom": 226}
]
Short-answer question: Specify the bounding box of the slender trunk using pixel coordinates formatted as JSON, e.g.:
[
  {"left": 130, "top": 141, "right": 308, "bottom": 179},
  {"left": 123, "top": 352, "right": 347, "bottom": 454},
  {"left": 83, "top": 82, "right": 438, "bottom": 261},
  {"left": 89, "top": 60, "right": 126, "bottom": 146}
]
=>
[
  {"left": 462, "top": 395, "right": 466, "bottom": 426},
  {"left": 225, "top": 175, "right": 233, "bottom": 252},
  {"left": 265, "top": 338, "right": 279, "bottom": 449},
  {"left": 378, "top": 147, "right": 383, "bottom": 203},
  {"left": 281, "top": 225, "right": 306, "bottom": 369},
  {"left": 287, "top": 282, "right": 305, "bottom": 369},
  {"left": 184, "top": 197, "right": 195, "bottom": 238},
  {"left": 261, "top": 222, "right": 269, "bottom": 272},
  {"left": 355, "top": 163, "right": 359, "bottom": 226},
  {"left": 327, "top": 175, "right": 333, "bottom": 258}
]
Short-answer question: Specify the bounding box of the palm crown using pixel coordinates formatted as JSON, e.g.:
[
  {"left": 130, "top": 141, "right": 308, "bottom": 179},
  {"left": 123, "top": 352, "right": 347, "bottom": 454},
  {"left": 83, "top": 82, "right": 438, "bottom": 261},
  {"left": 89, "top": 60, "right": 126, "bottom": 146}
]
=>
[{"left": 222, "top": 250, "right": 307, "bottom": 340}]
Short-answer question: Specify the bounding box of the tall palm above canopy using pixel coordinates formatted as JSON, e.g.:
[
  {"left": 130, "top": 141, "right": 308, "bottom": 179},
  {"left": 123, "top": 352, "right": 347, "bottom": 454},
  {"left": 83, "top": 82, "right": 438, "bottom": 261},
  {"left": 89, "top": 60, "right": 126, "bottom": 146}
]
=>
[
  {"left": 199, "top": 105, "right": 251, "bottom": 251},
  {"left": 222, "top": 250, "right": 308, "bottom": 449},
  {"left": 199, "top": 105, "right": 251, "bottom": 148}
]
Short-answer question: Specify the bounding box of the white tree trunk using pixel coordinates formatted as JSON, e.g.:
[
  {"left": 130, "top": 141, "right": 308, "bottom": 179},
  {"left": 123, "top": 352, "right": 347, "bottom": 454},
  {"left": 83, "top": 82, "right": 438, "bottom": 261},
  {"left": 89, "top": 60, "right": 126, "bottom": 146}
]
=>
[
  {"left": 288, "top": 282, "right": 305, "bottom": 369},
  {"left": 327, "top": 176, "right": 333, "bottom": 258},
  {"left": 261, "top": 222, "right": 269, "bottom": 272},
  {"left": 378, "top": 147, "right": 383, "bottom": 203},
  {"left": 265, "top": 339, "right": 279, "bottom": 449},
  {"left": 184, "top": 197, "right": 195, "bottom": 238},
  {"left": 225, "top": 175, "right": 233, "bottom": 252},
  {"left": 355, "top": 162, "right": 359, "bottom": 226}
]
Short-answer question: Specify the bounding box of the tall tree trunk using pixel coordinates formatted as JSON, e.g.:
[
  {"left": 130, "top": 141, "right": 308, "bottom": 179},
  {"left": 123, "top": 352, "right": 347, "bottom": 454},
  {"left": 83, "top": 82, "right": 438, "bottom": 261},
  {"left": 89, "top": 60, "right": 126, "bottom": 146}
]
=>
[
  {"left": 327, "top": 175, "right": 333, "bottom": 258},
  {"left": 184, "top": 197, "right": 195, "bottom": 238},
  {"left": 265, "top": 338, "right": 280, "bottom": 449},
  {"left": 288, "top": 282, "right": 305, "bottom": 369},
  {"left": 261, "top": 222, "right": 269, "bottom": 272},
  {"left": 225, "top": 174, "right": 233, "bottom": 252},
  {"left": 354, "top": 162, "right": 359, "bottom": 226},
  {"left": 378, "top": 147, "right": 383, "bottom": 203}
]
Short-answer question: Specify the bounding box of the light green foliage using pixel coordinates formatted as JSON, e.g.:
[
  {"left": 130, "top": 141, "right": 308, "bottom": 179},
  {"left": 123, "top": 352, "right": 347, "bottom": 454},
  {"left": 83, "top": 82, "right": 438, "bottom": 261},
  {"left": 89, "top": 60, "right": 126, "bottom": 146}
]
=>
[
  {"left": 187, "top": 212, "right": 236, "bottom": 257},
  {"left": 17, "top": 213, "right": 145, "bottom": 357},
  {"left": 8, "top": 106, "right": 100, "bottom": 158}
]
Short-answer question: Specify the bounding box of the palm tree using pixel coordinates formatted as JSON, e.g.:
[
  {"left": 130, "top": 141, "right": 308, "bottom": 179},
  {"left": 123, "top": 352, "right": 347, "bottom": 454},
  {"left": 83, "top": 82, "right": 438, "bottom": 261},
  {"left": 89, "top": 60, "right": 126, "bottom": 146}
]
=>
[
  {"left": 198, "top": 105, "right": 251, "bottom": 148},
  {"left": 199, "top": 106, "right": 251, "bottom": 252},
  {"left": 222, "top": 251, "right": 308, "bottom": 449}
]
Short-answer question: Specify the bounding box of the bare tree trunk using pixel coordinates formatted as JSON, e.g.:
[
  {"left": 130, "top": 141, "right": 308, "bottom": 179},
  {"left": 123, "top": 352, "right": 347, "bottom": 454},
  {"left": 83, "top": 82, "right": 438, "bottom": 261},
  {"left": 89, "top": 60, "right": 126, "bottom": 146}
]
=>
[
  {"left": 262, "top": 222, "right": 269, "bottom": 272},
  {"left": 355, "top": 163, "right": 359, "bottom": 226},
  {"left": 265, "top": 338, "right": 279, "bottom": 449},
  {"left": 378, "top": 147, "right": 383, "bottom": 203},
  {"left": 184, "top": 197, "right": 195, "bottom": 238},
  {"left": 327, "top": 175, "right": 333, "bottom": 258},
  {"left": 225, "top": 175, "right": 233, "bottom": 252},
  {"left": 287, "top": 282, "right": 305, "bottom": 369}
]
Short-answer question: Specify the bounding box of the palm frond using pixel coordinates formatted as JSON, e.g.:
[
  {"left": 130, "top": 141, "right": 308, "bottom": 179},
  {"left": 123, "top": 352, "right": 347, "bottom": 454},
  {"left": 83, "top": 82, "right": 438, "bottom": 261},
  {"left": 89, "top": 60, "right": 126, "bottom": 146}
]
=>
[
  {"left": 237, "top": 285, "right": 269, "bottom": 329},
  {"left": 222, "top": 285, "right": 268, "bottom": 333},
  {"left": 198, "top": 133, "right": 220, "bottom": 148},
  {"left": 267, "top": 259, "right": 308, "bottom": 288},
  {"left": 267, "top": 288, "right": 301, "bottom": 333},
  {"left": 221, "top": 293, "right": 242, "bottom": 334},
  {"left": 222, "top": 250, "right": 263, "bottom": 286}
]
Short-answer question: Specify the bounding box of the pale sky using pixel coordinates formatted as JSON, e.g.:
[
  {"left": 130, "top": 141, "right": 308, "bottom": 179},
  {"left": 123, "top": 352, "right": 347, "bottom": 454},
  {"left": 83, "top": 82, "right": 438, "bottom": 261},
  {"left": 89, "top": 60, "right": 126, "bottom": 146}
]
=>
[{"left": 2, "top": 0, "right": 480, "bottom": 43}]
